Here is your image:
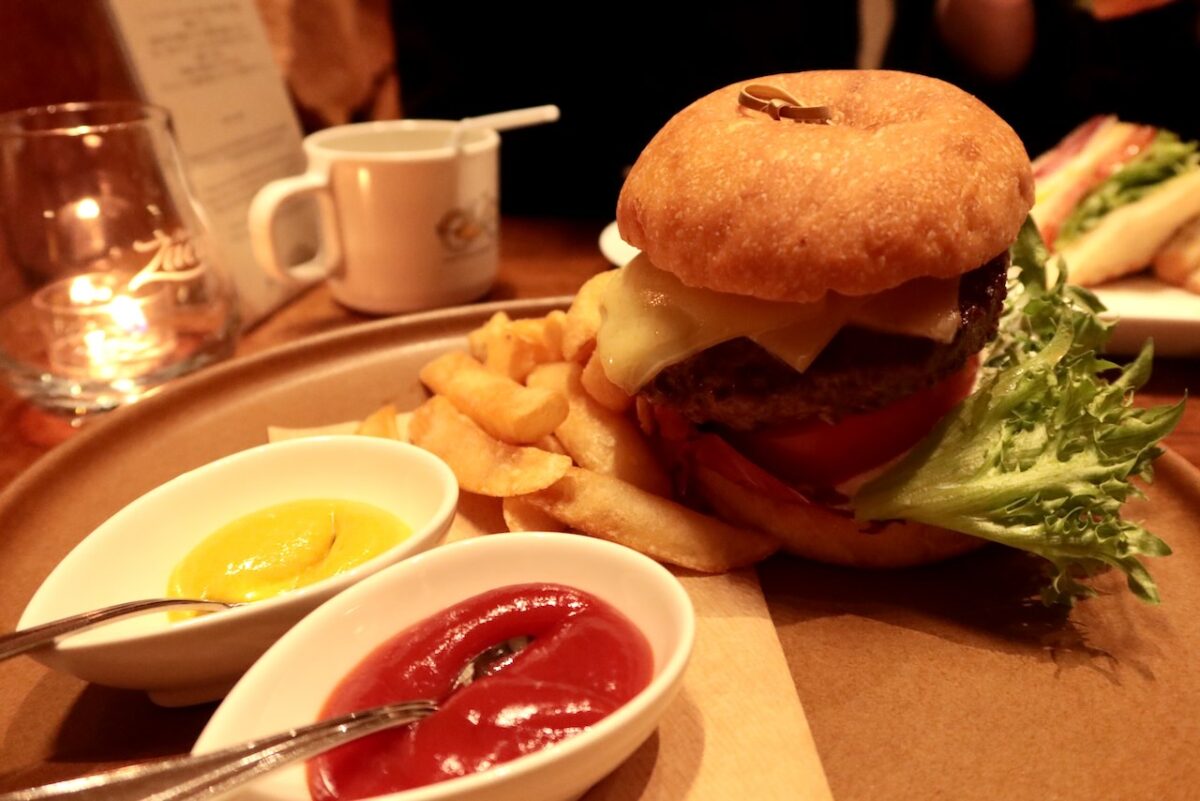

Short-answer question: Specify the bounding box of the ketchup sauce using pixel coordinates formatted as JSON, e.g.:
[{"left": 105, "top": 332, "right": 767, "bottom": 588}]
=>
[{"left": 307, "top": 583, "right": 654, "bottom": 800}]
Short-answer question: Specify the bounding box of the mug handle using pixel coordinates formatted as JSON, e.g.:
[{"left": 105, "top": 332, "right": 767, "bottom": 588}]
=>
[{"left": 249, "top": 171, "right": 341, "bottom": 285}]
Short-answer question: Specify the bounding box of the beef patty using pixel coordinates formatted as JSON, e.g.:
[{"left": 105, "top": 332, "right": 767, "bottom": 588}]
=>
[{"left": 642, "top": 252, "right": 1009, "bottom": 430}]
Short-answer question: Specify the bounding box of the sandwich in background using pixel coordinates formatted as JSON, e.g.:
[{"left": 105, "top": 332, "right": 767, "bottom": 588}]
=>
[{"left": 1031, "top": 114, "right": 1200, "bottom": 291}]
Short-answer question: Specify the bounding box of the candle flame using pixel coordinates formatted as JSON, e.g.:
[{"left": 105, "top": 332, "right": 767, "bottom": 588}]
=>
[
  {"left": 108, "top": 295, "right": 150, "bottom": 333},
  {"left": 65, "top": 275, "right": 153, "bottom": 369},
  {"left": 37, "top": 271, "right": 175, "bottom": 380},
  {"left": 68, "top": 275, "right": 114, "bottom": 305},
  {"left": 82, "top": 329, "right": 108, "bottom": 356},
  {"left": 75, "top": 197, "right": 101, "bottom": 220}
]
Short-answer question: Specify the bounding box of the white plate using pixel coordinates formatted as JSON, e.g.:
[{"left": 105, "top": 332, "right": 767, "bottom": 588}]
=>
[
  {"left": 1090, "top": 276, "right": 1200, "bottom": 357},
  {"left": 598, "top": 221, "right": 1200, "bottom": 356}
]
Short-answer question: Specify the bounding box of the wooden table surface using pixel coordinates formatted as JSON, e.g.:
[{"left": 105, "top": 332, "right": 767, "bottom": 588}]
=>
[{"left": 0, "top": 216, "right": 1197, "bottom": 791}]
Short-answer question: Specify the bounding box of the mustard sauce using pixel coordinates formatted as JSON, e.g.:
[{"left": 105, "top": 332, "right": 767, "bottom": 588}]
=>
[{"left": 168, "top": 499, "right": 410, "bottom": 604}]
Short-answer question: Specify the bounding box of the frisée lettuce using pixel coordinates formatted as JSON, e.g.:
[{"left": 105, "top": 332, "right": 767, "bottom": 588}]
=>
[{"left": 852, "top": 219, "right": 1183, "bottom": 605}]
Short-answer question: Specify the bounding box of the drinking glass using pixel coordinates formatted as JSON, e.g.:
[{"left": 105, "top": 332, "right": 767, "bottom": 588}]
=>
[{"left": 0, "top": 101, "right": 238, "bottom": 416}]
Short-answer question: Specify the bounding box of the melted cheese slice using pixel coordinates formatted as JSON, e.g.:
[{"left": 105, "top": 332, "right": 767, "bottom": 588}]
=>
[
  {"left": 851, "top": 276, "right": 962, "bottom": 342},
  {"left": 595, "top": 254, "right": 961, "bottom": 394}
]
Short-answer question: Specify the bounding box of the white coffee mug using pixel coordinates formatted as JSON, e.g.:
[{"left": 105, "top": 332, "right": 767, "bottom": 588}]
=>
[{"left": 250, "top": 120, "right": 500, "bottom": 314}]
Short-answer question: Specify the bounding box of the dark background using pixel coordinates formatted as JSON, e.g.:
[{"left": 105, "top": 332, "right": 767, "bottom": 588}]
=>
[
  {"left": 390, "top": 4, "right": 859, "bottom": 217},
  {"left": 391, "top": 1, "right": 1200, "bottom": 216},
  {"left": 887, "top": 0, "right": 1200, "bottom": 157},
  {"left": 0, "top": 0, "right": 1196, "bottom": 223}
]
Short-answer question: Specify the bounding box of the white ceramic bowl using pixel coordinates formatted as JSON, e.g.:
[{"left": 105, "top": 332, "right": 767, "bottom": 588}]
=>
[
  {"left": 195, "top": 532, "right": 695, "bottom": 801},
  {"left": 17, "top": 436, "right": 457, "bottom": 706}
]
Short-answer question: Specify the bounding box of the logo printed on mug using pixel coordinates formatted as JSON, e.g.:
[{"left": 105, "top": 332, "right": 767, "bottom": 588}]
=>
[{"left": 436, "top": 193, "right": 498, "bottom": 257}]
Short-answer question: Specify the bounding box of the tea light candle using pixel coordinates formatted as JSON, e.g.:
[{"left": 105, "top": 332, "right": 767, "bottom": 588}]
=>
[{"left": 33, "top": 272, "right": 177, "bottom": 381}]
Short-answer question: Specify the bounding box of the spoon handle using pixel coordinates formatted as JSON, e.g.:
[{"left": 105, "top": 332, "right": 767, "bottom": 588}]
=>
[
  {"left": 0, "top": 700, "right": 436, "bottom": 801},
  {"left": 461, "top": 104, "right": 560, "bottom": 132},
  {"left": 0, "top": 599, "right": 234, "bottom": 663},
  {"left": 448, "top": 104, "right": 560, "bottom": 148}
]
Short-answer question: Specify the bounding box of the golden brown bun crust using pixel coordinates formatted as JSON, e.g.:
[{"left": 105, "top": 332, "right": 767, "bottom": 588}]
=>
[
  {"left": 694, "top": 465, "right": 985, "bottom": 568},
  {"left": 617, "top": 70, "right": 1035, "bottom": 303}
]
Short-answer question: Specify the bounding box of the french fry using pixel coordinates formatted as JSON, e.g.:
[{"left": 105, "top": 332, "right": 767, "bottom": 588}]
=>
[
  {"left": 467, "top": 311, "right": 567, "bottom": 382},
  {"left": 580, "top": 351, "right": 632, "bottom": 413},
  {"left": 527, "top": 362, "right": 672, "bottom": 496},
  {"left": 492, "top": 318, "right": 564, "bottom": 381},
  {"left": 542, "top": 310, "right": 567, "bottom": 359},
  {"left": 502, "top": 497, "right": 568, "bottom": 533},
  {"left": 562, "top": 271, "right": 615, "bottom": 363},
  {"left": 468, "top": 311, "right": 511, "bottom": 361},
  {"left": 356, "top": 403, "right": 401, "bottom": 439},
  {"left": 409, "top": 396, "right": 571, "bottom": 496},
  {"left": 512, "top": 316, "right": 565, "bottom": 358},
  {"left": 535, "top": 433, "right": 569, "bottom": 456},
  {"left": 394, "top": 411, "right": 413, "bottom": 442},
  {"left": 521, "top": 467, "right": 779, "bottom": 572},
  {"left": 450, "top": 491, "right": 507, "bottom": 542},
  {"left": 419, "top": 351, "right": 568, "bottom": 444}
]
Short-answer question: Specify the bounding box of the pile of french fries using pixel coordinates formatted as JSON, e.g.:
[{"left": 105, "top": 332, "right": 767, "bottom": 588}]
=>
[{"left": 273, "top": 273, "right": 779, "bottom": 573}]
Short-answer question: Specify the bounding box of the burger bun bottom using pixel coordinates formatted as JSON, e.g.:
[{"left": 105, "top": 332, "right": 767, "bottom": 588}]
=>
[{"left": 694, "top": 465, "right": 986, "bottom": 569}]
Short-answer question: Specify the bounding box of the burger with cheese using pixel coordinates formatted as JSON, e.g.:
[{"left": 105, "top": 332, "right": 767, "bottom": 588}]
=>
[{"left": 593, "top": 71, "right": 1181, "bottom": 604}]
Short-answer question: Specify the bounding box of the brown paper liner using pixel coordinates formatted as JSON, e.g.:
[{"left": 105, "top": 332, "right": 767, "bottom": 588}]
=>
[
  {"left": 451, "top": 498, "right": 834, "bottom": 800},
  {"left": 760, "top": 449, "right": 1200, "bottom": 801}
]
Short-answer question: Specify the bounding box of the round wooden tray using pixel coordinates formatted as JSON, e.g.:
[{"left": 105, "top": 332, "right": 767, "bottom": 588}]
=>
[{"left": 2, "top": 295, "right": 1197, "bottom": 800}]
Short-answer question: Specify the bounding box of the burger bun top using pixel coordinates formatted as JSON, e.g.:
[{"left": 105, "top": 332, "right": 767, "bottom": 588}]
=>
[{"left": 616, "top": 70, "right": 1035, "bottom": 303}]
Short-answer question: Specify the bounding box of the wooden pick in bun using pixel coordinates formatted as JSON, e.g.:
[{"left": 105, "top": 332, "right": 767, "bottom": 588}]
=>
[{"left": 600, "top": 71, "right": 1036, "bottom": 569}]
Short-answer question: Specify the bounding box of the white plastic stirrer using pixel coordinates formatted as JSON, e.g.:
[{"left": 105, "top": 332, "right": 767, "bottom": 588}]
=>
[{"left": 448, "top": 104, "right": 560, "bottom": 148}]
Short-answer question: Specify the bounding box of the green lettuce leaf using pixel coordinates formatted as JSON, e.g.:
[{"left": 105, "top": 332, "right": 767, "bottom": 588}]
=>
[
  {"left": 1058, "top": 130, "right": 1199, "bottom": 245},
  {"left": 851, "top": 218, "right": 1183, "bottom": 605}
]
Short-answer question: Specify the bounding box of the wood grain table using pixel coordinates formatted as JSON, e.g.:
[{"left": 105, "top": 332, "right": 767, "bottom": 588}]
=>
[{"left": 0, "top": 216, "right": 1196, "bottom": 792}]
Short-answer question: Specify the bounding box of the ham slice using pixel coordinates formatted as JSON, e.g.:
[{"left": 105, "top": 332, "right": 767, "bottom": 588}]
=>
[{"left": 1032, "top": 115, "right": 1112, "bottom": 181}]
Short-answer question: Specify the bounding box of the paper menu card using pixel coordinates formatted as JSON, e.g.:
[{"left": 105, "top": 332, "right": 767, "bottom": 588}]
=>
[{"left": 104, "top": 0, "right": 315, "bottom": 325}]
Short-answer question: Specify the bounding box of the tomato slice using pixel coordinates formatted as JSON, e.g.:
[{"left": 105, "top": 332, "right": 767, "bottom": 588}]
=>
[
  {"left": 648, "top": 405, "right": 817, "bottom": 506},
  {"left": 727, "top": 358, "right": 978, "bottom": 488},
  {"left": 688, "top": 434, "right": 816, "bottom": 506}
]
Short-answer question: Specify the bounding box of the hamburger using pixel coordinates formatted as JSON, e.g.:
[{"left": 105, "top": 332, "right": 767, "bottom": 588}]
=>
[{"left": 593, "top": 71, "right": 1181, "bottom": 603}]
